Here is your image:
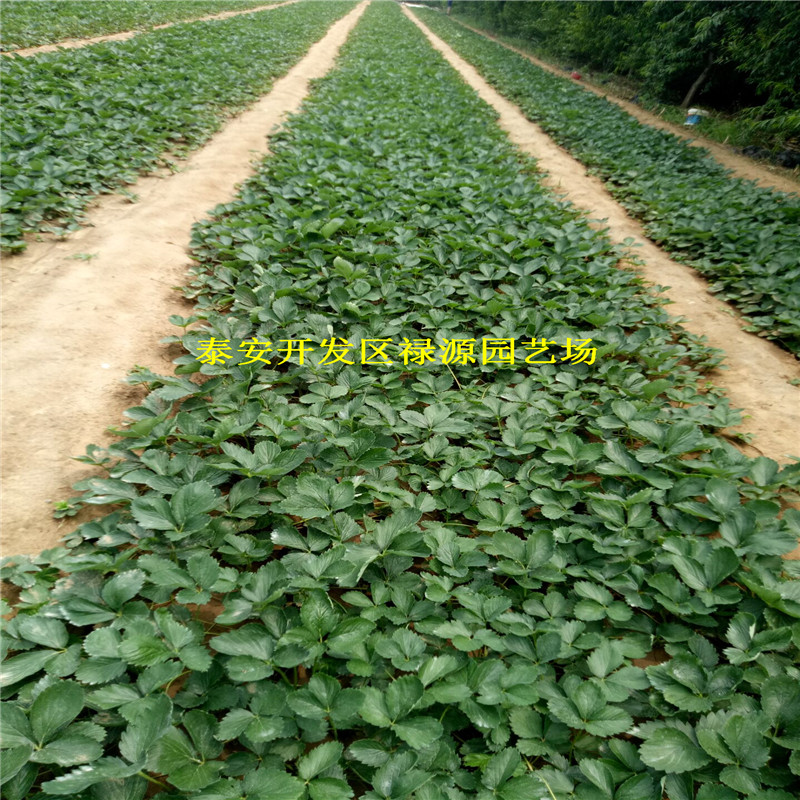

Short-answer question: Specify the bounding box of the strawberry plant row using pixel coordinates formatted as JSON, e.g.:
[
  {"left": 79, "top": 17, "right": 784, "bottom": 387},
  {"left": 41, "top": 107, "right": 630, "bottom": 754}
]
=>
[
  {"left": 2, "top": 3, "right": 800, "bottom": 800},
  {"left": 0, "top": 0, "right": 354, "bottom": 254},
  {"left": 412, "top": 8, "right": 800, "bottom": 356},
  {"left": 0, "top": 0, "right": 280, "bottom": 51}
]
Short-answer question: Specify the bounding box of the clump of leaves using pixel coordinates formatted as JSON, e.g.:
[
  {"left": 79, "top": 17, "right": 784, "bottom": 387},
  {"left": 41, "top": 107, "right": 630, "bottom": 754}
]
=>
[{"left": 2, "top": 4, "right": 799, "bottom": 800}]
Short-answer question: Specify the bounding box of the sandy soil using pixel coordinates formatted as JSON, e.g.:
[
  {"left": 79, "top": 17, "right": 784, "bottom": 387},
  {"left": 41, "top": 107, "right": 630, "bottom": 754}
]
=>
[
  {"left": 0, "top": 1, "right": 368, "bottom": 557},
  {"left": 455, "top": 20, "right": 799, "bottom": 196},
  {"left": 4, "top": 1, "right": 298, "bottom": 58},
  {"left": 406, "top": 9, "right": 800, "bottom": 470}
]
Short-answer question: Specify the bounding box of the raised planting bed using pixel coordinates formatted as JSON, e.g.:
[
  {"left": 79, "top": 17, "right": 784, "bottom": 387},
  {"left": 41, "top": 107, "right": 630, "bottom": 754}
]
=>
[{"left": 0, "top": 0, "right": 355, "bottom": 253}]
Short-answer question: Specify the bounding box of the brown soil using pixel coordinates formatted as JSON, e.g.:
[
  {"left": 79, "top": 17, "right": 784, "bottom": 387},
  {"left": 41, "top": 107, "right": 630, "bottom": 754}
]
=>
[
  {"left": 454, "top": 20, "right": 800, "bottom": 196},
  {"left": 0, "top": 1, "right": 368, "bottom": 557},
  {"left": 4, "top": 1, "right": 298, "bottom": 58},
  {"left": 406, "top": 9, "right": 800, "bottom": 468}
]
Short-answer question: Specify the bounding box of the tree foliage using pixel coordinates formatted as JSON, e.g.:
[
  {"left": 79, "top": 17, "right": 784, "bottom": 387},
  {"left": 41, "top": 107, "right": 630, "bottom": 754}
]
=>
[{"left": 448, "top": 1, "right": 800, "bottom": 120}]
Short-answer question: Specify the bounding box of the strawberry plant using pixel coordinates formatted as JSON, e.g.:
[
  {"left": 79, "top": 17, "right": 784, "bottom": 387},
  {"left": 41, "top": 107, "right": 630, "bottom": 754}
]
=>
[
  {"left": 412, "top": 7, "right": 800, "bottom": 355},
  {"left": 0, "top": 0, "right": 355, "bottom": 253},
  {"left": 2, "top": 4, "right": 800, "bottom": 799},
  {"left": 0, "top": 1, "right": 282, "bottom": 51}
]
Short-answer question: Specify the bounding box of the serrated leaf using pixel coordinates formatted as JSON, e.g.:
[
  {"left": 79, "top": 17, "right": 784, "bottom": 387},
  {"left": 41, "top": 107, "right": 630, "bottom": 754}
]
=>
[
  {"left": 119, "top": 694, "right": 171, "bottom": 764},
  {"left": 30, "top": 681, "right": 84, "bottom": 745},
  {"left": 30, "top": 734, "right": 103, "bottom": 766},
  {"left": 346, "top": 739, "right": 390, "bottom": 767},
  {"left": 482, "top": 748, "right": 520, "bottom": 790},
  {"left": 16, "top": 615, "right": 68, "bottom": 650},
  {"left": 639, "top": 727, "right": 712, "bottom": 773},
  {"left": 418, "top": 654, "right": 460, "bottom": 687},
  {"left": 298, "top": 741, "right": 343, "bottom": 781},
  {"left": 0, "top": 650, "right": 57, "bottom": 687},
  {"left": 393, "top": 716, "right": 443, "bottom": 749},
  {"left": 101, "top": 571, "right": 146, "bottom": 610},
  {"left": 248, "top": 768, "right": 304, "bottom": 800}
]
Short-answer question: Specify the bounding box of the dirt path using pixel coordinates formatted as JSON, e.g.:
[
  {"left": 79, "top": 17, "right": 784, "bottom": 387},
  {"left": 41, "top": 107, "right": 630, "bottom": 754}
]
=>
[
  {"left": 454, "top": 19, "right": 799, "bottom": 196},
  {"left": 0, "top": 1, "right": 368, "bottom": 557},
  {"left": 406, "top": 8, "right": 800, "bottom": 469},
  {"left": 4, "top": 1, "right": 297, "bottom": 58}
]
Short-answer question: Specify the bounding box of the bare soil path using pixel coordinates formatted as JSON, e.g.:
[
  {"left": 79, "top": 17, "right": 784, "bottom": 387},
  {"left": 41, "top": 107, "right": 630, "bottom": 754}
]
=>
[
  {"left": 455, "top": 19, "right": 799, "bottom": 196},
  {"left": 407, "top": 8, "right": 800, "bottom": 468},
  {"left": 4, "top": 1, "right": 297, "bottom": 58},
  {"left": 0, "top": 1, "right": 368, "bottom": 557}
]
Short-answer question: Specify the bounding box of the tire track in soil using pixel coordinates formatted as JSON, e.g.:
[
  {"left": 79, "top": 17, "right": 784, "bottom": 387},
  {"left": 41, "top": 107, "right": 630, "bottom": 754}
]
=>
[
  {"left": 453, "top": 19, "right": 800, "bottom": 196},
  {"left": 3, "top": 1, "right": 299, "bottom": 58},
  {"left": 406, "top": 9, "right": 800, "bottom": 470},
  {"left": 0, "top": 1, "right": 369, "bottom": 557}
]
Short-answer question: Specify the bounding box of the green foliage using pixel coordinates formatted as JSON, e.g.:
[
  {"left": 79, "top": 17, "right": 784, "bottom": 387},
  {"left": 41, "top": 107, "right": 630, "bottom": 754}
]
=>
[
  {"left": 0, "top": 0, "right": 355, "bottom": 253},
  {"left": 449, "top": 1, "right": 800, "bottom": 119},
  {"left": 2, "top": 3, "right": 800, "bottom": 799},
  {"left": 0, "top": 0, "right": 282, "bottom": 51},
  {"left": 415, "top": 7, "right": 800, "bottom": 354}
]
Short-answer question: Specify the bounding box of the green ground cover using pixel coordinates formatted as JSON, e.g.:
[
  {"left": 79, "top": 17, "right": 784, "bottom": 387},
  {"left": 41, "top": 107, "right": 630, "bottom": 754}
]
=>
[
  {"left": 0, "top": 0, "right": 354, "bottom": 254},
  {"left": 0, "top": 1, "right": 280, "bottom": 51},
  {"left": 412, "top": 8, "right": 800, "bottom": 356},
  {"left": 2, "top": 3, "right": 799, "bottom": 799}
]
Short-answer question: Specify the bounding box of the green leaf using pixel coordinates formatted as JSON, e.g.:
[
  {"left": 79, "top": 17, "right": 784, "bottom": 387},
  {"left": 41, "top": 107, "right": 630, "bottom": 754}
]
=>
[
  {"left": 249, "top": 768, "right": 304, "bottom": 800},
  {"left": 0, "top": 745, "right": 33, "bottom": 785},
  {"left": 83, "top": 627, "right": 122, "bottom": 659},
  {"left": 89, "top": 776, "right": 147, "bottom": 800},
  {"left": 187, "top": 554, "right": 220, "bottom": 589},
  {"left": 149, "top": 727, "right": 194, "bottom": 774},
  {"left": 119, "top": 695, "right": 171, "bottom": 764},
  {"left": 346, "top": 740, "right": 389, "bottom": 767},
  {"left": 385, "top": 675, "right": 423, "bottom": 720},
  {"left": 210, "top": 625, "right": 274, "bottom": 659},
  {"left": 720, "top": 715, "right": 769, "bottom": 770},
  {"left": 393, "top": 717, "right": 443, "bottom": 749},
  {"left": 156, "top": 609, "right": 194, "bottom": 651},
  {"left": 40, "top": 757, "right": 140, "bottom": 795},
  {"left": 719, "top": 765, "right": 761, "bottom": 795},
  {"left": 215, "top": 709, "right": 253, "bottom": 742},
  {"left": 16, "top": 615, "right": 68, "bottom": 649},
  {"left": 639, "top": 727, "right": 712, "bottom": 773},
  {"left": 30, "top": 681, "right": 84, "bottom": 745},
  {"left": 30, "top": 734, "right": 103, "bottom": 766},
  {"left": 0, "top": 650, "right": 57, "bottom": 687},
  {"left": 615, "top": 774, "right": 656, "bottom": 800},
  {"left": 171, "top": 481, "right": 219, "bottom": 526},
  {"left": 167, "top": 761, "right": 223, "bottom": 792},
  {"left": 101, "top": 570, "right": 146, "bottom": 610},
  {"left": 0, "top": 704, "right": 33, "bottom": 748},
  {"left": 418, "top": 654, "right": 460, "bottom": 687},
  {"left": 359, "top": 689, "right": 392, "bottom": 728},
  {"left": 579, "top": 758, "right": 615, "bottom": 796},
  {"left": 119, "top": 634, "right": 172, "bottom": 667},
  {"left": 482, "top": 748, "right": 520, "bottom": 790},
  {"left": 547, "top": 682, "right": 632, "bottom": 735},
  {"left": 586, "top": 640, "right": 625, "bottom": 678},
  {"left": 87, "top": 685, "right": 141, "bottom": 710},
  {"left": 224, "top": 656, "right": 273, "bottom": 683},
  {"left": 308, "top": 777, "right": 353, "bottom": 800},
  {"left": 298, "top": 741, "right": 343, "bottom": 781},
  {"left": 184, "top": 710, "right": 222, "bottom": 761},
  {"left": 498, "top": 775, "right": 541, "bottom": 800},
  {"left": 130, "top": 495, "right": 175, "bottom": 531}
]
